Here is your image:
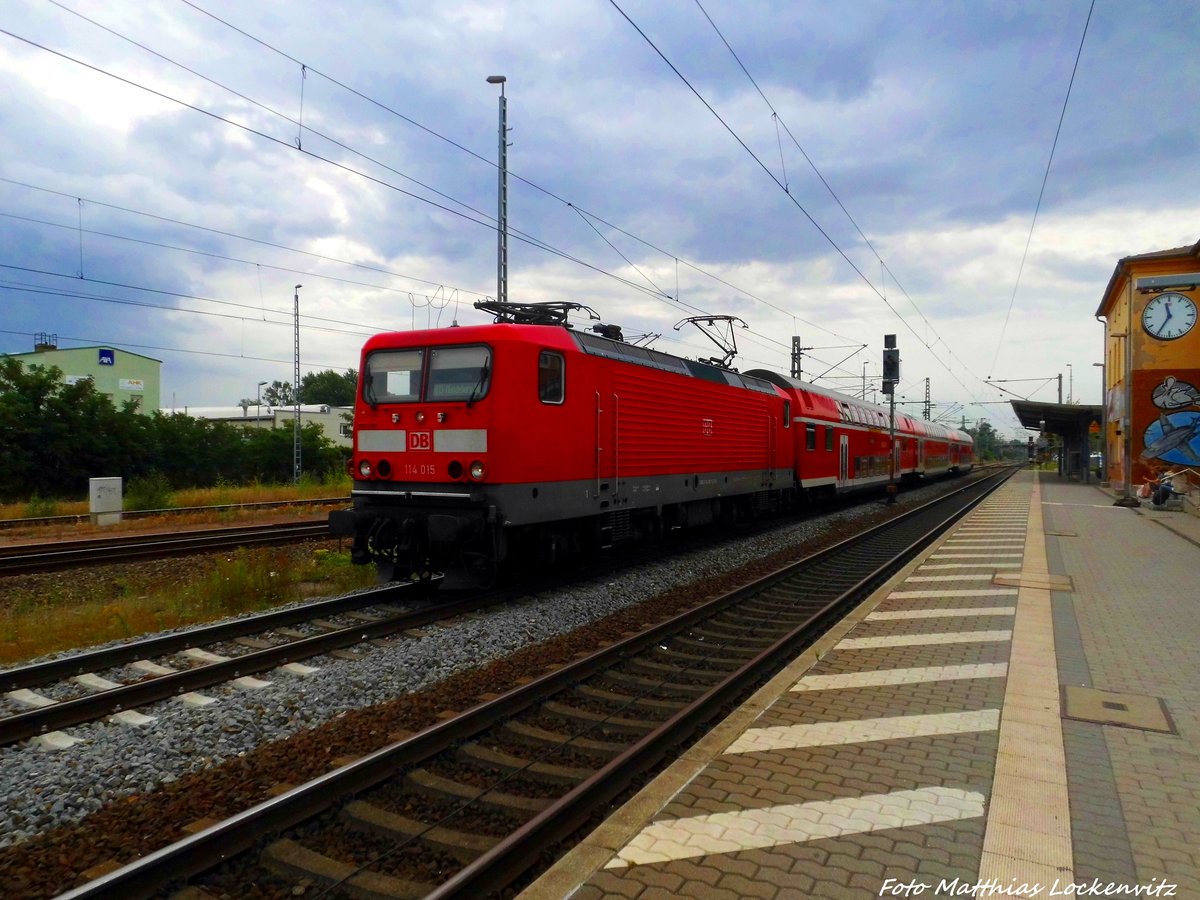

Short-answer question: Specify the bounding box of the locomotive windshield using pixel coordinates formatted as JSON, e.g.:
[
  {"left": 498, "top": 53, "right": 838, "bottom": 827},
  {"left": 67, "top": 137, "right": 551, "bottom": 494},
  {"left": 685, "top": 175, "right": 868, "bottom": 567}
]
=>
[
  {"left": 428, "top": 346, "right": 491, "bottom": 401},
  {"left": 364, "top": 345, "right": 491, "bottom": 404},
  {"left": 365, "top": 349, "right": 424, "bottom": 403}
]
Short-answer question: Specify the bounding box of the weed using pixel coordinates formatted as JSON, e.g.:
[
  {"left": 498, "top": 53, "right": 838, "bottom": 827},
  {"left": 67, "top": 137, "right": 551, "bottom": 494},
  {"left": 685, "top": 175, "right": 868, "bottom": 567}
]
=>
[
  {"left": 125, "top": 473, "right": 175, "bottom": 512},
  {"left": 23, "top": 494, "right": 59, "bottom": 518}
]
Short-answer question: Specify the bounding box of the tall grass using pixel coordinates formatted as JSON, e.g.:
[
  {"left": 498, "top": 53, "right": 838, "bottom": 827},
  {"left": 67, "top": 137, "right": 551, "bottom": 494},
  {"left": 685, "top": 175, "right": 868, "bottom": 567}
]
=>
[
  {"left": 0, "top": 546, "right": 377, "bottom": 665},
  {"left": 0, "top": 475, "right": 352, "bottom": 521}
]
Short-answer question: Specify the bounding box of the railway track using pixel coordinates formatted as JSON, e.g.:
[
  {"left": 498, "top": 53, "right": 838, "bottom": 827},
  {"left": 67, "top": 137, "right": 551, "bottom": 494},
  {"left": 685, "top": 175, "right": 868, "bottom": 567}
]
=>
[
  {"left": 0, "top": 497, "right": 348, "bottom": 530},
  {"left": 0, "top": 520, "right": 334, "bottom": 575},
  {"left": 61, "top": 467, "right": 1014, "bottom": 899},
  {"left": 1, "top": 581, "right": 419, "bottom": 747}
]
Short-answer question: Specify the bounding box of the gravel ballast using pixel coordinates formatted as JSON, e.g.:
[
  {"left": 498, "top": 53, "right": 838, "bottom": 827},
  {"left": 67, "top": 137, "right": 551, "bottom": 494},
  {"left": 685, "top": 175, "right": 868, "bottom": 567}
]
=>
[{"left": 0, "top": 480, "right": 969, "bottom": 852}]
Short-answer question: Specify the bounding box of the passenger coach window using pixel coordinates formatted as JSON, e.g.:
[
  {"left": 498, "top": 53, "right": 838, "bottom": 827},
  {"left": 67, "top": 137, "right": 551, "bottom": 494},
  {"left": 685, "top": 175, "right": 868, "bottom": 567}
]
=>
[
  {"left": 538, "top": 351, "right": 565, "bottom": 404},
  {"left": 806, "top": 423, "right": 816, "bottom": 450},
  {"left": 365, "top": 349, "right": 424, "bottom": 403},
  {"left": 826, "top": 427, "right": 834, "bottom": 451},
  {"left": 427, "top": 345, "right": 492, "bottom": 401}
]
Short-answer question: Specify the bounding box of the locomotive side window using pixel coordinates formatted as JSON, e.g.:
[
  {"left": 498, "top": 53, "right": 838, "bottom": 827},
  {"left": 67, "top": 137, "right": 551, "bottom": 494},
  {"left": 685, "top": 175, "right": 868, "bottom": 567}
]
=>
[
  {"left": 427, "top": 345, "right": 492, "bottom": 402},
  {"left": 806, "top": 423, "right": 816, "bottom": 450},
  {"left": 365, "top": 349, "right": 424, "bottom": 403},
  {"left": 538, "top": 351, "right": 565, "bottom": 404}
]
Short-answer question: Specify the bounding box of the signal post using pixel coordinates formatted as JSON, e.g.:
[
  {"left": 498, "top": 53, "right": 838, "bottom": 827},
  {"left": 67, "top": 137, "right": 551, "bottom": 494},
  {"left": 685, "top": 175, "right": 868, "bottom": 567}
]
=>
[{"left": 882, "top": 334, "right": 899, "bottom": 503}]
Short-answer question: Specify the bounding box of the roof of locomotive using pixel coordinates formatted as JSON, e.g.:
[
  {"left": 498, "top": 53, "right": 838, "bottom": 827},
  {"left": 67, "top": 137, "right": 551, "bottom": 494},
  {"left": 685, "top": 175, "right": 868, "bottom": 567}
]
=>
[
  {"left": 362, "top": 323, "right": 784, "bottom": 397},
  {"left": 745, "top": 368, "right": 972, "bottom": 445},
  {"left": 361, "top": 322, "right": 580, "bottom": 353}
]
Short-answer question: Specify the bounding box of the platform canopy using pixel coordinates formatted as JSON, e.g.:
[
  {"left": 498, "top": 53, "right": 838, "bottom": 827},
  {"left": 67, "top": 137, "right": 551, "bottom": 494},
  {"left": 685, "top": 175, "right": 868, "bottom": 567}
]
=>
[
  {"left": 1011, "top": 399, "right": 1102, "bottom": 481},
  {"left": 1009, "top": 400, "right": 1101, "bottom": 435}
]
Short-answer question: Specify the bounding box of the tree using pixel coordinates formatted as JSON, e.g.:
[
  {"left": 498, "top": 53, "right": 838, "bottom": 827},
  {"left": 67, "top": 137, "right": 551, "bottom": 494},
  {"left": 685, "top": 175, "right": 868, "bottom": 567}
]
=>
[
  {"left": 0, "top": 359, "right": 149, "bottom": 500},
  {"left": 299, "top": 368, "right": 357, "bottom": 406},
  {"left": 0, "top": 358, "right": 345, "bottom": 501},
  {"left": 261, "top": 380, "right": 295, "bottom": 406},
  {"left": 964, "top": 419, "right": 1000, "bottom": 461}
]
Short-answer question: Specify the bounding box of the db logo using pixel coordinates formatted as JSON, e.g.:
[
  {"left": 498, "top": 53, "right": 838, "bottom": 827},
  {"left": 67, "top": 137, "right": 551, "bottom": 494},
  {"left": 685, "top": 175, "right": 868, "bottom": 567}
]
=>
[
  {"left": 701, "top": 418, "right": 714, "bottom": 437},
  {"left": 409, "top": 432, "right": 432, "bottom": 451}
]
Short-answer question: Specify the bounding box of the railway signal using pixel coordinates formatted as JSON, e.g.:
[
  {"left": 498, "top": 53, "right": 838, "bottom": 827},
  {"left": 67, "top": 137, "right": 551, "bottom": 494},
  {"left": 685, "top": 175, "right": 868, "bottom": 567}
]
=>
[{"left": 883, "top": 334, "right": 899, "bottom": 503}]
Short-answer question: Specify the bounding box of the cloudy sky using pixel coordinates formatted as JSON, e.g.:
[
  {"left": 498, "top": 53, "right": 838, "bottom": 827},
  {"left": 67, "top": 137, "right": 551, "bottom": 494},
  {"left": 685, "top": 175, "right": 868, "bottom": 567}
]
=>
[{"left": 1, "top": 0, "right": 1196, "bottom": 434}]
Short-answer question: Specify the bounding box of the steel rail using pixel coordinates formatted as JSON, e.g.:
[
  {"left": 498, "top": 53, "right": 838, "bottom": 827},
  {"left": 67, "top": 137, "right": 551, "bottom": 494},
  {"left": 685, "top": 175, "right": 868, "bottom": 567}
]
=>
[
  {"left": 0, "top": 497, "right": 349, "bottom": 529},
  {"left": 59, "top": 469, "right": 1012, "bottom": 899},
  {"left": 0, "top": 521, "right": 332, "bottom": 574},
  {"left": 0, "top": 582, "right": 407, "bottom": 693},
  {"left": 432, "top": 470, "right": 1009, "bottom": 897}
]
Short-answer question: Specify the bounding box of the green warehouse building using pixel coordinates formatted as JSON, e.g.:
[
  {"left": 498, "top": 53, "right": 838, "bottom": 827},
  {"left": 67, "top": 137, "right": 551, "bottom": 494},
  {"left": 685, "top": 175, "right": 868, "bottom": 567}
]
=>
[{"left": 6, "top": 335, "right": 161, "bottom": 413}]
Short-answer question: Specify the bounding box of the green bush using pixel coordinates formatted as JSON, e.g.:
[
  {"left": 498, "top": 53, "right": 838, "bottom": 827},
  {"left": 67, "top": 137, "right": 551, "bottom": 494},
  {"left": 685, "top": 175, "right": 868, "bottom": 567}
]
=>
[
  {"left": 125, "top": 473, "right": 175, "bottom": 511},
  {"left": 23, "top": 494, "right": 59, "bottom": 518}
]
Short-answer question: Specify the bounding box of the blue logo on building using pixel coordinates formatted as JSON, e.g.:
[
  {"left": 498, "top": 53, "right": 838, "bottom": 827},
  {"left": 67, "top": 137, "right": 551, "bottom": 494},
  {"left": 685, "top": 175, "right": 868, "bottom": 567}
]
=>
[{"left": 98, "top": 349, "right": 115, "bottom": 366}]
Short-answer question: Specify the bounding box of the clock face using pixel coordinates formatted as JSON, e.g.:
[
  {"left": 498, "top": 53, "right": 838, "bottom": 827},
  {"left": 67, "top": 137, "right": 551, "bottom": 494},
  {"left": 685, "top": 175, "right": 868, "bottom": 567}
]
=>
[{"left": 1142, "top": 292, "right": 1197, "bottom": 340}]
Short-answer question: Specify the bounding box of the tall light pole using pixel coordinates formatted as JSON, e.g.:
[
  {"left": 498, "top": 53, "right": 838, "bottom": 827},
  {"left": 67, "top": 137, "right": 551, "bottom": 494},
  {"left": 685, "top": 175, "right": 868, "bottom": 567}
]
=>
[
  {"left": 1066, "top": 363, "right": 1073, "bottom": 403},
  {"left": 256, "top": 380, "right": 267, "bottom": 422},
  {"left": 486, "top": 75, "right": 508, "bottom": 305},
  {"left": 293, "top": 284, "right": 302, "bottom": 484}
]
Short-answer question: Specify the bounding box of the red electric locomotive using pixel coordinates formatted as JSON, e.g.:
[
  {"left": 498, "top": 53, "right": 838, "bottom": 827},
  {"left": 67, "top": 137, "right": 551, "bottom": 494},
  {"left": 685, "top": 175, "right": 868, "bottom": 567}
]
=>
[
  {"left": 330, "top": 303, "right": 796, "bottom": 583},
  {"left": 330, "top": 302, "right": 973, "bottom": 584}
]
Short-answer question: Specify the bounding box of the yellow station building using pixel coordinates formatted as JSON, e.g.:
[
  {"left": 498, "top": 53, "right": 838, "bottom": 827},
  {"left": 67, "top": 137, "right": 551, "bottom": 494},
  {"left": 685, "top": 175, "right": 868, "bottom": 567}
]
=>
[{"left": 1095, "top": 237, "right": 1200, "bottom": 492}]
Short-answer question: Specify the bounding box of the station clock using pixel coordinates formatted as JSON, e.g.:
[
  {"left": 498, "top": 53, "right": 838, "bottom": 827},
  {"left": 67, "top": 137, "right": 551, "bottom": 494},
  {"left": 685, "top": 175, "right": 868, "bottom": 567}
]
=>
[{"left": 1141, "top": 292, "right": 1197, "bottom": 340}]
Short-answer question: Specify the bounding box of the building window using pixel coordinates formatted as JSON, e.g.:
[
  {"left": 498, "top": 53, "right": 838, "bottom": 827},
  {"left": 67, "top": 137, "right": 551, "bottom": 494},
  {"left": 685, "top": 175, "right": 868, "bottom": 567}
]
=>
[{"left": 339, "top": 423, "right": 352, "bottom": 437}]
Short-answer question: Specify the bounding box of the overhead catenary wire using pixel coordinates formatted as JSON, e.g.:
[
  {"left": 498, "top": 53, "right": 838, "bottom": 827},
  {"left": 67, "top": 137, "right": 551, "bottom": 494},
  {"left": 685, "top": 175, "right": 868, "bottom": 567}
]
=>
[
  {"left": 988, "top": 0, "right": 1096, "bottom": 379},
  {"left": 0, "top": 211, "right": 464, "bottom": 326},
  {"left": 2, "top": 176, "right": 484, "bottom": 299},
  {"left": 0, "top": 327, "right": 349, "bottom": 371},
  {"left": 691, "top": 0, "right": 987, "bottom": 391},
  {"left": 46, "top": 0, "right": 858, "bottom": 348},
  {"left": 606, "top": 0, "right": 990, "bottom": 417},
  {"left": 0, "top": 26, "right": 682, "bottom": 312},
  {"left": 7, "top": 9, "right": 1000, "bottom": 410},
  {"left": 177, "top": 0, "right": 858, "bottom": 346},
  {"left": 7, "top": 4, "right": 873, "bottom": 382}
]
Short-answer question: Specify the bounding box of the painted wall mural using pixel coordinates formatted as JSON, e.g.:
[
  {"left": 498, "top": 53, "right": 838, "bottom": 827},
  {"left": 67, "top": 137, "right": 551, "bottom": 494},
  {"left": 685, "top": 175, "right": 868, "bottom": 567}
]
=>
[{"left": 1140, "top": 374, "right": 1200, "bottom": 467}]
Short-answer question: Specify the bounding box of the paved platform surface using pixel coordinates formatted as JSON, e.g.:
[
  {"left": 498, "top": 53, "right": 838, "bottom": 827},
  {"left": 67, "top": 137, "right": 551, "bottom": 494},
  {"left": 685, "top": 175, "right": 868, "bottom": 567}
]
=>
[{"left": 522, "top": 470, "right": 1200, "bottom": 899}]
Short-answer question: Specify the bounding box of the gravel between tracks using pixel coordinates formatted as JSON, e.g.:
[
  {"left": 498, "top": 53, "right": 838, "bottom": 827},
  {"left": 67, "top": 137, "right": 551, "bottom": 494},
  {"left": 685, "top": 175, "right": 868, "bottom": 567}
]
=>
[{"left": 0, "top": 481, "right": 964, "bottom": 856}]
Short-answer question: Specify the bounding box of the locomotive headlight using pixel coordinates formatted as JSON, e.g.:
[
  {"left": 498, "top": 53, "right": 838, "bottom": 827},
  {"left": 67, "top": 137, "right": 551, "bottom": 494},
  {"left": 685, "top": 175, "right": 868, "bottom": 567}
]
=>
[
  {"left": 358, "top": 459, "right": 373, "bottom": 477},
  {"left": 469, "top": 460, "right": 486, "bottom": 480}
]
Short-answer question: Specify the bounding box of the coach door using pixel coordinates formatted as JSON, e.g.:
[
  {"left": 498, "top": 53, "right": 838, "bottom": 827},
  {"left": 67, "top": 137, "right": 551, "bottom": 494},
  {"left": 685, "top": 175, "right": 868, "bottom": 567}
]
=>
[
  {"left": 766, "top": 414, "right": 776, "bottom": 483},
  {"left": 837, "top": 433, "right": 849, "bottom": 489}
]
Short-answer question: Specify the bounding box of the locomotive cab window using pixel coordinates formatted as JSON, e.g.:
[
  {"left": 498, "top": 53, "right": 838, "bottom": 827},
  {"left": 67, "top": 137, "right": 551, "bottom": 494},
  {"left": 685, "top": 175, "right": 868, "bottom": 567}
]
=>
[
  {"left": 427, "top": 345, "right": 492, "bottom": 402},
  {"left": 538, "top": 350, "right": 565, "bottom": 404},
  {"left": 365, "top": 349, "right": 424, "bottom": 404}
]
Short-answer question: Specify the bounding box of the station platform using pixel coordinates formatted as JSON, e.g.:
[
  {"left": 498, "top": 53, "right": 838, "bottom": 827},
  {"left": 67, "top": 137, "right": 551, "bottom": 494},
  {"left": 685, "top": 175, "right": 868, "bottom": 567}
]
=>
[{"left": 522, "top": 469, "right": 1200, "bottom": 899}]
